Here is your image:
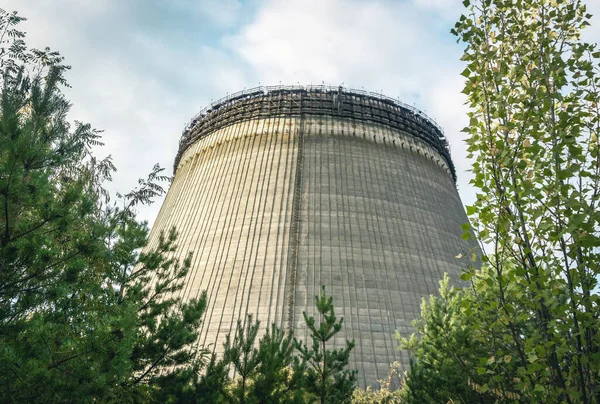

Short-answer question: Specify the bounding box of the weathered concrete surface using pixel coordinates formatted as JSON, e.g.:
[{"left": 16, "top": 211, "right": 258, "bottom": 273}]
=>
[
  {"left": 146, "top": 111, "right": 473, "bottom": 388},
  {"left": 293, "top": 117, "right": 471, "bottom": 387},
  {"left": 146, "top": 117, "right": 298, "bottom": 351}
]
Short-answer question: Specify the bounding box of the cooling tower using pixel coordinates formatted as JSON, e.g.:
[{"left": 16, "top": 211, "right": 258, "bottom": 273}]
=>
[{"left": 146, "top": 86, "right": 472, "bottom": 387}]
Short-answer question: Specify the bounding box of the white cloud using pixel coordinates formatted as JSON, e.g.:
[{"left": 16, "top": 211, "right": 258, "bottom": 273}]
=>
[
  {"left": 412, "top": 0, "right": 456, "bottom": 7},
  {"left": 230, "top": 0, "right": 437, "bottom": 87},
  {"left": 410, "top": 0, "right": 463, "bottom": 18},
  {"left": 171, "top": 0, "right": 244, "bottom": 27}
]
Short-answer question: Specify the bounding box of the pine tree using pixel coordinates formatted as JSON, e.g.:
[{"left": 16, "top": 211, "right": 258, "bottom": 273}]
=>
[
  {"left": 195, "top": 353, "right": 229, "bottom": 403},
  {"left": 222, "top": 315, "right": 261, "bottom": 404},
  {"left": 294, "top": 286, "right": 356, "bottom": 403},
  {"left": 0, "top": 9, "right": 207, "bottom": 402},
  {"left": 250, "top": 323, "right": 303, "bottom": 404},
  {"left": 398, "top": 276, "right": 492, "bottom": 403}
]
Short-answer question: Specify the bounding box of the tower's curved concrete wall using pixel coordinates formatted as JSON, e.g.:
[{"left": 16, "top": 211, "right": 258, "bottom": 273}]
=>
[{"left": 146, "top": 87, "right": 473, "bottom": 388}]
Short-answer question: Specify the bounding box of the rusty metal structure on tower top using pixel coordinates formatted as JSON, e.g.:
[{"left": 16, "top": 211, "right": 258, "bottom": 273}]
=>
[{"left": 175, "top": 85, "right": 455, "bottom": 181}]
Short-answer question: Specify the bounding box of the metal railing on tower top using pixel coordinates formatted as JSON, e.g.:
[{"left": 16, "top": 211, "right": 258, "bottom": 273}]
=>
[
  {"left": 175, "top": 85, "right": 455, "bottom": 181},
  {"left": 181, "top": 85, "right": 445, "bottom": 138}
]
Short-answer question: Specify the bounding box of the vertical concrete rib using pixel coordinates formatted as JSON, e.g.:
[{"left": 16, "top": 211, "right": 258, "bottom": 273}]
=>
[
  {"left": 210, "top": 116, "right": 262, "bottom": 345},
  {"left": 285, "top": 98, "right": 304, "bottom": 332}
]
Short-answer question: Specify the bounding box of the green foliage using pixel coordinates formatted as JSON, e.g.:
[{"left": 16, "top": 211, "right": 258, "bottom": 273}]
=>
[
  {"left": 223, "top": 315, "right": 261, "bottom": 404},
  {"left": 295, "top": 286, "right": 357, "bottom": 404},
  {"left": 351, "top": 385, "right": 402, "bottom": 404},
  {"left": 216, "top": 316, "right": 303, "bottom": 404},
  {"left": 195, "top": 354, "right": 230, "bottom": 403},
  {"left": 406, "top": 0, "right": 600, "bottom": 403},
  {"left": 351, "top": 363, "right": 403, "bottom": 403},
  {"left": 252, "top": 323, "right": 303, "bottom": 404},
  {"left": 125, "top": 229, "right": 209, "bottom": 401},
  {"left": 399, "top": 276, "right": 496, "bottom": 403},
  {"left": 195, "top": 288, "right": 354, "bottom": 404},
  {"left": 0, "top": 9, "right": 206, "bottom": 402}
]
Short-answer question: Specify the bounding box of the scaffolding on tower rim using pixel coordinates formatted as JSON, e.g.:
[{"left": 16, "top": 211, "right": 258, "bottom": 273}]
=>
[{"left": 175, "top": 85, "right": 455, "bottom": 181}]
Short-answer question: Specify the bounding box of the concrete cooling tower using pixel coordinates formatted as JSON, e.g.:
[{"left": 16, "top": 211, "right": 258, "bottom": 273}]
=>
[{"left": 146, "top": 86, "right": 473, "bottom": 388}]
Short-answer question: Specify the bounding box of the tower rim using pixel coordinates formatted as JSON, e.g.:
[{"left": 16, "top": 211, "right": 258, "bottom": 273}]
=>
[{"left": 175, "top": 85, "right": 455, "bottom": 181}]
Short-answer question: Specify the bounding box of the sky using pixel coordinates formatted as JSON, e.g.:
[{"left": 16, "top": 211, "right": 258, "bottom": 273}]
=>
[{"left": 4, "top": 0, "right": 600, "bottom": 225}]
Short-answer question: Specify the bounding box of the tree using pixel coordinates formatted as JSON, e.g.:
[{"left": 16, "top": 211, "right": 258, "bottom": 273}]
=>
[
  {"left": 222, "top": 315, "right": 261, "bottom": 404},
  {"left": 404, "top": 0, "right": 600, "bottom": 402},
  {"left": 350, "top": 362, "right": 403, "bottom": 404},
  {"left": 294, "top": 286, "right": 357, "bottom": 404},
  {"left": 195, "top": 353, "right": 230, "bottom": 403},
  {"left": 199, "top": 317, "right": 303, "bottom": 404},
  {"left": 124, "top": 227, "right": 209, "bottom": 402},
  {"left": 251, "top": 323, "right": 303, "bottom": 404},
  {"left": 399, "top": 276, "right": 497, "bottom": 403},
  {"left": 0, "top": 9, "right": 207, "bottom": 402}
]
